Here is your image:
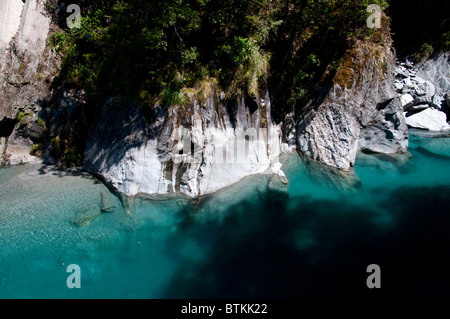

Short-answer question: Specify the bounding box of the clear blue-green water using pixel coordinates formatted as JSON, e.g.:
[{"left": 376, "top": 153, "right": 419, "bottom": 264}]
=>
[{"left": 1, "top": 132, "right": 450, "bottom": 299}]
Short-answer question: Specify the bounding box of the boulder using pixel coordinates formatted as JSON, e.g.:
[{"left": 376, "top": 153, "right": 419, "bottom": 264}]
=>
[
  {"left": 358, "top": 98, "right": 409, "bottom": 154},
  {"left": 416, "top": 81, "right": 436, "bottom": 100},
  {"left": 394, "top": 80, "right": 404, "bottom": 91},
  {"left": 85, "top": 89, "right": 284, "bottom": 198},
  {"left": 405, "top": 108, "right": 450, "bottom": 132},
  {"left": 401, "top": 94, "right": 414, "bottom": 110},
  {"left": 394, "top": 66, "right": 411, "bottom": 78},
  {"left": 101, "top": 191, "right": 117, "bottom": 213},
  {"left": 418, "top": 52, "right": 450, "bottom": 98},
  {"left": 431, "top": 95, "right": 445, "bottom": 110}
]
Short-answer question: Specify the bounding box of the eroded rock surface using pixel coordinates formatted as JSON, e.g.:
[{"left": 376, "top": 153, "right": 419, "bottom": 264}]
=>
[{"left": 297, "top": 24, "right": 409, "bottom": 171}]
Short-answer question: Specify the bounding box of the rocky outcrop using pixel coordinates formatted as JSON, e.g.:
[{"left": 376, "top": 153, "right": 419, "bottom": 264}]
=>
[
  {"left": 0, "top": 0, "right": 57, "bottom": 165},
  {"left": 84, "top": 89, "right": 286, "bottom": 198},
  {"left": 418, "top": 52, "right": 450, "bottom": 100},
  {"left": 296, "top": 16, "right": 409, "bottom": 171},
  {"left": 394, "top": 52, "right": 450, "bottom": 131}
]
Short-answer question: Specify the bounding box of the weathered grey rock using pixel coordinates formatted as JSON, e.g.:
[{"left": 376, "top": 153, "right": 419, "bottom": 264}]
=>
[
  {"left": 297, "top": 28, "right": 408, "bottom": 171},
  {"left": 282, "top": 112, "right": 297, "bottom": 153},
  {"left": 418, "top": 52, "right": 450, "bottom": 98},
  {"left": 359, "top": 98, "right": 409, "bottom": 154},
  {"left": 405, "top": 108, "right": 450, "bottom": 131},
  {"left": 416, "top": 80, "right": 436, "bottom": 100},
  {"left": 394, "top": 65, "right": 412, "bottom": 78},
  {"left": 85, "top": 89, "right": 285, "bottom": 198},
  {"left": 401, "top": 94, "right": 414, "bottom": 109},
  {"left": 412, "top": 76, "right": 426, "bottom": 85},
  {"left": 394, "top": 80, "right": 404, "bottom": 91},
  {"left": 431, "top": 95, "right": 445, "bottom": 110},
  {"left": 402, "top": 77, "right": 418, "bottom": 94}
]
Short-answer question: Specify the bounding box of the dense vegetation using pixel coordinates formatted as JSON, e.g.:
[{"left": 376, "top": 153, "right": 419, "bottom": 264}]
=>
[
  {"left": 49, "top": 0, "right": 388, "bottom": 117},
  {"left": 388, "top": 0, "right": 450, "bottom": 62}
]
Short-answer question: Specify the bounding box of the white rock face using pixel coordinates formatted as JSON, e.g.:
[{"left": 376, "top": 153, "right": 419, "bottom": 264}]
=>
[
  {"left": 405, "top": 108, "right": 450, "bottom": 131},
  {"left": 418, "top": 52, "right": 450, "bottom": 98},
  {"left": 0, "top": 0, "right": 50, "bottom": 84},
  {"left": 0, "top": 0, "right": 24, "bottom": 50},
  {"left": 85, "top": 89, "right": 285, "bottom": 198},
  {"left": 16, "top": 0, "right": 51, "bottom": 71}
]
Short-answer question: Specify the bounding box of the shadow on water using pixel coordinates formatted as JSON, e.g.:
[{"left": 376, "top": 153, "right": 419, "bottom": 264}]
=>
[
  {"left": 158, "top": 184, "right": 450, "bottom": 299},
  {"left": 300, "top": 154, "right": 362, "bottom": 191},
  {"left": 35, "top": 164, "right": 101, "bottom": 182},
  {"left": 413, "top": 147, "right": 450, "bottom": 161}
]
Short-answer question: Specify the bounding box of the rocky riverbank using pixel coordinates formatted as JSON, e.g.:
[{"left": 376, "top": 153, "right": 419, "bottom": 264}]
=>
[{"left": 396, "top": 53, "right": 450, "bottom": 132}]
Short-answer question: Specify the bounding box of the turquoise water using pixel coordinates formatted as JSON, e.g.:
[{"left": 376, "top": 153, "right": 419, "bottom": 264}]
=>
[{"left": 1, "top": 132, "right": 450, "bottom": 298}]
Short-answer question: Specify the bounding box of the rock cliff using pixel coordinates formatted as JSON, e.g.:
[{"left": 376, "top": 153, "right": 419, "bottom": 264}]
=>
[
  {"left": 2, "top": 3, "right": 448, "bottom": 199},
  {"left": 296, "top": 16, "right": 409, "bottom": 171},
  {"left": 84, "top": 89, "right": 285, "bottom": 198},
  {"left": 0, "top": 0, "right": 56, "bottom": 165}
]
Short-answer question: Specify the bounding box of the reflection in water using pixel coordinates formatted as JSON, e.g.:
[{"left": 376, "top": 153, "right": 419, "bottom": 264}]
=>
[{"left": 0, "top": 133, "right": 450, "bottom": 298}]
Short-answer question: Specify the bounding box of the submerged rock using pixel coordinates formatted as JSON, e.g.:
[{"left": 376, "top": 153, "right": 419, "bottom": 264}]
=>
[
  {"left": 300, "top": 154, "right": 362, "bottom": 191},
  {"left": 72, "top": 204, "right": 102, "bottom": 228},
  {"left": 101, "top": 191, "right": 117, "bottom": 213}
]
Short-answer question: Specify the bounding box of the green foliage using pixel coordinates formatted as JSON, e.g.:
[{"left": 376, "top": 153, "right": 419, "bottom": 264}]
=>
[
  {"left": 16, "top": 112, "right": 31, "bottom": 123},
  {"left": 267, "top": 0, "right": 392, "bottom": 120},
  {"left": 63, "top": 148, "right": 82, "bottom": 168},
  {"left": 55, "top": 0, "right": 280, "bottom": 105},
  {"left": 37, "top": 117, "right": 47, "bottom": 134},
  {"left": 412, "top": 43, "right": 434, "bottom": 63},
  {"left": 54, "top": 0, "right": 392, "bottom": 113},
  {"left": 30, "top": 143, "right": 42, "bottom": 156},
  {"left": 51, "top": 136, "right": 61, "bottom": 152},
  {"left": 443, "top": 31, "right": 450, "bottom": 49}
]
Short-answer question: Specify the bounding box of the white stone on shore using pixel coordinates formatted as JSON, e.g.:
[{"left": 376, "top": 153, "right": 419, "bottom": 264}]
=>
[{"left": 405, "top": 108, "right": 450, "bottom": 132}]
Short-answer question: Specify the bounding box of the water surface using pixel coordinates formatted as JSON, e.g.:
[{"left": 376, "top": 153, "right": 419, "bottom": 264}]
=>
[{"left": 1, "top": 132, "right": 450, "bottom": 298}]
